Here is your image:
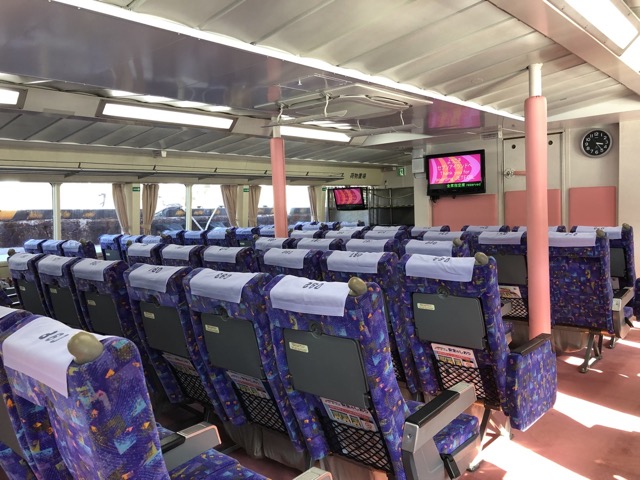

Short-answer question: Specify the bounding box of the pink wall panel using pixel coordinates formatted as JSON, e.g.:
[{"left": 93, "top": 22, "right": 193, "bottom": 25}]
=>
[
  {"left": 431, "top": 194, "right": 497, "bottom": 230},
  {"left": 504, "top": 189, "right": 562, "bottom": 227},
  {"left": 569, "top": 186, "right": 617, "bottom": 227}
]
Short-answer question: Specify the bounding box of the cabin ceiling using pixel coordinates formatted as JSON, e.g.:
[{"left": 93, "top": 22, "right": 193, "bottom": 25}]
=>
[{"left": 0, "top": 0, "right": 640, "bottom": 172}]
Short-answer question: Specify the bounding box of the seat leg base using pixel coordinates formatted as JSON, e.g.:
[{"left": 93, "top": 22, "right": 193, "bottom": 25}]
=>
[{"left": 579, "top": 332, "right": 602, "bottom": 373}]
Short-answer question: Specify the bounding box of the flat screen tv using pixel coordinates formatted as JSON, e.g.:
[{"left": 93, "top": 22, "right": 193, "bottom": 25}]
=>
[
  {"left": 334, "top": 187, "right": 367, "bottom": 211},
  {"left": 426, "top": 149, "right": 486, "bottom": 198}
]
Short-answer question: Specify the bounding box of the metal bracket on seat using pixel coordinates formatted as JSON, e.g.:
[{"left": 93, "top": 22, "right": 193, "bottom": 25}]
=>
[{"left": 162, "top": 422, "right": 221, "bottom": 471}]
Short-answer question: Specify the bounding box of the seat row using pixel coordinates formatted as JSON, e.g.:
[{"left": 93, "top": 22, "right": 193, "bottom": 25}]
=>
[{"left": 6, "top": 246, "right": 558, "bottom": 478}]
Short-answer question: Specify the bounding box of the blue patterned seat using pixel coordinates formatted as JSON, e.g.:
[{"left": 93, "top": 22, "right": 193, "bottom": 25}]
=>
[
  {"left": 142, "top": 234, "right": 171, "bottom": 244},
  {"left": 266, "top": 275, "right": 481, "bottom": 479},
  {"left": 400, "top": 239, "right": 469, "bottom": 257},
  {"left": 258, "top": 226, "right": 276, "bottom": 238},
  {"left": 410, "top": 226, "right": 450, "bottom": 238},
  {"left": 290, "top": 230, "right": 324, "bottom": 239},
  {"left": 8, "top": 253, "right": 50, "bottom": 316},
  {"left": 183, "top": 230, "right": 208, "bottom": 245},
  {"left": 345, "top": 238, "right": 399, "bottom": 254},
  {"left": 291, "top": 238, "right": 345, "bottom": 251},
  {"left": 41, "top": 240, "right": 65, "bottom": 256},
  {"left": 99, "top": 233, "right": 123, "bottom": 260},
  {"left": 550, "top": 231, "right": 616, "bottom": 372},
  {"left": 396, "top": 253, "right": 557, "bottom": 434},
  {"left": 235, "top": 227, "right": 260, "bottom": 247},
  {"left": 37, "top": 255, "right": 86, "bottom": 329},
  {"left": 207, "top": 227, "right": 237, "bottom": 247},
  {"left": 22, "top": 239, "right": 46, "bottom": 254},
  {"left": 202, "top": 246, "right": 259, "bottom": 272},
  {"left": 163, "top": 229, "right": 186, "bottom": 245},
  {"left": 161, "top": 244, "right": 205, "bottom": 268},
  {"left": 0, "top": 307, "right": 38, "bottom": 480},
  {"left": 124, "top": 264, "right": 240, "bottom": 422},
  {"left": 62, "top": 239, "right": 98, "bottom": 259},
  {"left": 183, "top": 269, "right": 308, "bottom": 456},
  {"left": 0, "top": 315, "right": 266, "bottom": 479},
  {"left": 71, "top": 258, "right": 182, "bottom": 403},
  {"left": 126, "top": 242, "right": 166, "bottom": 265},
  {"left": 258, "top": 249, "right": 324, "bottom": 280},
  {"left": 321, "top": 251, "right": 418, "bottom": 394},
  {"left": 461, "top": 226, "right": 510, "bottom": 255},
  {"left": 119, "top": 234, "right": 145, "bottom": 263}
]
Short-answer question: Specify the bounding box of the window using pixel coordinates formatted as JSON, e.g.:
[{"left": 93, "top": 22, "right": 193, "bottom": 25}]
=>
[
  {"left": 60, "top": 183, "right": 120, "bottom": 244},
  {"left": 0, "top": 182, "right": 52, "bottom": 250},
  {"left": 152, "top": 184, "right": 187, "bottom": 233},
  {"left": 191, "top": 185, "right": 228, "bottom": 229},
  {"left": 256, "top": 185, "right": 311, "bottom": 225}
]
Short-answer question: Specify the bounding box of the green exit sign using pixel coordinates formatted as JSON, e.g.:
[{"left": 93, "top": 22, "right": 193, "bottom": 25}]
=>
[
  {"left": 243, "top": 187, "right": 250, "bottom": 193},
  {"left": 397, "top": 167, "right": 405, "bottom": 177},
  {"left": 132, "top": 186, "right": 140, "bottom": 192},
  {"left": 322, "top": 187, "right": 327, "bottom": 192}
]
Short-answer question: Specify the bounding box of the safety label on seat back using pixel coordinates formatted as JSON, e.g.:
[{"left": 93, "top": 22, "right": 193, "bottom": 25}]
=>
[
  {"left": 321, "top": 397, "right": 377, "bottom": 432},
  {"left": 227, "top": 371, "right": 270, "bottom": 399}
]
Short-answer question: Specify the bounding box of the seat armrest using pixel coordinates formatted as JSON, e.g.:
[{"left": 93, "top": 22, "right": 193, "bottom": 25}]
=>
[
  {"left": 160, "top": 432, "right": 186, "bottom": 453},
  {"left": 294, "top": 467, "right": 333, "bottom": 480},
  {"left": 510, "top": 333, "right": 551, "bottom": 356},
  {"left": 162, "top": 422, "right": 221, "bottom": 471},
  {"left": 405, "top": 390, "right": 459, "bottom": 428}
]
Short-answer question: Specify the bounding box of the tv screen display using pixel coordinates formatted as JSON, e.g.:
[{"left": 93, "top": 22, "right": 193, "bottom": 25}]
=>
[
  {"left": 334, "top": 187, "right": 367, "bottom": 211},
  {"left": 426, "top": 149, "right": 486, "bottom": 197}
]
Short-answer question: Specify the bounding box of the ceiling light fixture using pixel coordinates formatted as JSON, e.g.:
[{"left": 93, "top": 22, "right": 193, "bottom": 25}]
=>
[
  {"left": 0, "top": 88, "right": 21, "bottom": 106},
  {"left": 280, "top": 126, "right": 351, "bottom": 143},
  {"left": 100, "top": 102, "right": 234, "bottom": 130}
]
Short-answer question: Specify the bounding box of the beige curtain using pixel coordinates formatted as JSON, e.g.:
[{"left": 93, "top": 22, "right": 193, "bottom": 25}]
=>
[
  {"left": 221, "top": 184, "right": 239, "bottom": 227},
  {"left": 112, "top": 183, "right": 131, "bottom": 235},
  {"left": 308, "top": 186, "right": 318, "bottom": 222},
  {"left": 141, "top": 183, "right": 159, "bottom": 235},
  {"left": 248, "top": 185, "right": 262, "bottom": 227}
]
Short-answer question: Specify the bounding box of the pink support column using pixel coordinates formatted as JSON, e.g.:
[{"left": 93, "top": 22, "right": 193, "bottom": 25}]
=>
[
  {"left": 270, "top": 136, "right": 288, "bottom": 238},
  {"left": 525, "top": 64, "right": 551, "bottom": 338}
]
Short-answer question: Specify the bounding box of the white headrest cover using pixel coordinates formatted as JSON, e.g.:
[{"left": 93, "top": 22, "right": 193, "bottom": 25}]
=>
[
  {"left": 575, "top": 226, "right": 622, "bottom": 240},
  {"left": 548, "top": 232, "right": 597, "bottom": 247},
  {"left": 203, "top": 246, "right": 243, "bottom": 264},
  {"left": 72, "top": 259, "right": 117, "bottom": 282},
  {"left": 255, "top": 237, "right": 287, "bottom": 251},
  {"left": 326, "top": 251, "right": 384, "bottom": 274},
  {"left": 0, "top": 306, "right": 17, "bottom": 319},
  {"left": 3, "top": 317, "right": 108, "bottom": 397},
  {"left": 38, "top": 255, "right": 76, "bottom": 277},
  {"left": 478, "top": 231, "right": 524, "bottom": 245},
  {"left": 406, "top": 255, "right": 476, "bottom": 282},
  {"left": 301, "top": 224, "right": 321, "bottom": 231},
  {"left": 364, "top": 230, "right": 398, "bottom": 240},
  {"left": 422, "top": 231, "right": 464, "bottom": 241},
  {"left": 184, "top": 231, "right": 203, "bottom": 239},
  {"left": 465, "top": 225, "right": 502, "bottom": 232},
  {"left": 410, "top": 226, "right": 443, "bottom": 237},
  {"left": 189, "top": 269, "right": 258, "bottom": 303},
  {"left": 346, "top": 239, "right": 389, "bottom": 253},
  {"left": 405, "top": 240, "right": 453, "bottom": 256},
  {"left": 290, "top": 230, "right": 316, "bottom": 238},
  {"left": 127, "top": 243, "right": 157, "bottom": 258},
  {"left": 373, "top": 225, "right": 402, "bottom": 231},
  {"left": 162, "top": 244, "right": 197, "bottom": 261},
  {"left": 270, "top": 275, "right": 350, "bottom": 317},
  {"left": 8, "top": 253, "right": 37, "bottom": 271},
  {"left": 127, "top": 264, "right": 182, "bottom": 293},
  {"left": 264, "top": 248, "right": 309, "bottom": 269},
  {"left": 325, "top": 230, "right": 357, "bottom": 238},
  {"left": 207, "top": 228, "right": 229, "bottom": 240},
  {"left": 62, "top": 240, "right": 81, "bottom": 252},
  {"left": 295, "top": 238, "right": 334, "bottom": 251}
]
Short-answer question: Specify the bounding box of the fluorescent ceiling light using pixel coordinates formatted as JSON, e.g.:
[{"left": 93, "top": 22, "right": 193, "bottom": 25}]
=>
[
  {"left": 107, "top": 89, "right": 138, "bottom": 97},
  {"left": 280, "top": 126, "right": 351, "bottom": 143},
  {"left": 101, "top": 103, "right": 234, "bottom": 129},
  {"left": 563, "top": 0, "right": 638, "bottom": 49},
  {"left": 0, "top": 88, "right": 19, "bottom": 105},
  {"left": 203, "top": 105, "right": 232, "bottom": 112},
  {"left": 621, "top": 37, "right": 640, "bottom": 70}
]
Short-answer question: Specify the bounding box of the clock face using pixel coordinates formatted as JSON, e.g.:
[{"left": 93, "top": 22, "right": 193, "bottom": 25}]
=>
[{"left": 581, "top": 130, "right": 612, "bottom": 157}]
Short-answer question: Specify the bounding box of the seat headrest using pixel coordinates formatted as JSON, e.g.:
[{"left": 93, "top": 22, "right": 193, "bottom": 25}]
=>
[
  {"left": 207, "top": 228, "right": 229, "bottom": 240},
  {"left": 72, "top": 259, "right": 117, "bottom": 282},
  {"left": 346, "top": 238, "right": 389, "bottom": 252},
  {"left": 465, "top": 225, "right": 502, "bottom": 232},
  {"left": 255, "top": 237, "right": 287, "bottom": 251},
  {"left": 127, "top": 243, "right": 158, "bottom": 258},
  {"left": 162, "top": 244, "right": 197, "bottom": 260},
  {"left": 203, "top": 246, "right": 243, "bottom": 263},
  {"left": 269, "top": 275, "right": 350, "bottom": 317},
  {"left": 373, "top": 225, "right": 402, "bottom": 231},
  {"left": 363, "top": 230, "right": 397, "bottom": 240},
  {"left": 264, "top": 248, "right": 309, "bottom": 268},
  {"left": 326, "top": 251, "right": 384, "bottom": 274},
  {"left": 548, "top": 232, "right": 597, "bottom": 247},
  {"left": 127, "top": 264, "right": 183, "bottom": 293},
  {"left": 8, "top": 253, "right": 37, "bottom": 271},
  {"left": 405, "top": 239, "right": 453, "bottom": 256},
  {"left": 0, "top": 306, "right": 18, "bottom": 319},
  {"left": 38, "top": 255, "right": 76, "bottom": 276},
  {"left": 422, "top": 231, "right": 464, "bottom": 241},
  {"left": 189, "top": 269, "right": 259, "bottom": 303},
  {"left": 301, "top": 224, "right": 322, "bottom": 231},
  {"left": 62, "top": 239, "right": 82, "bottom": 251},
  {"left": 478, "top": 231, "right": 524, "bottom": 245},
  {"left": 575, "top": 225, "right": 622, "bottom": 240},
  {"left": 290, "top": 230, "right": 316, "bottom": 238},
  {"left": 296, "top": 238, "right": 334, "bottom": 250},
  {"left": 184, "top": 230, "right": 204, "bottom": 239},
  {"left": 3, "top": 316, "right": 107, "bottom": 397},
  {"left": 405, "top": 254, "right": 476, "bottom": 282},
  {"left": 325, "top": 230, "right": 356, "bottom": 238}
]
